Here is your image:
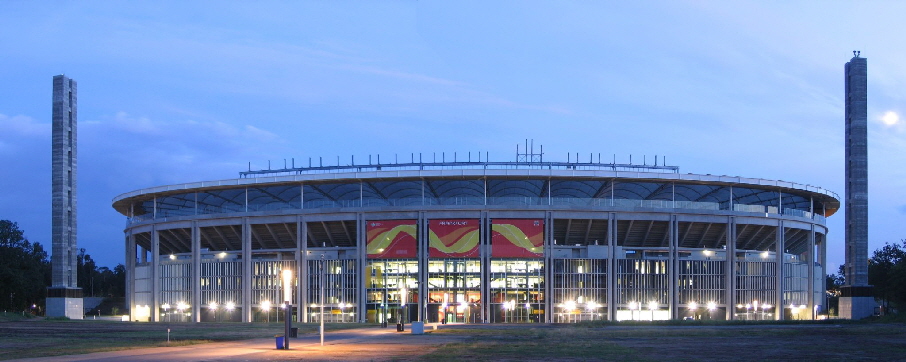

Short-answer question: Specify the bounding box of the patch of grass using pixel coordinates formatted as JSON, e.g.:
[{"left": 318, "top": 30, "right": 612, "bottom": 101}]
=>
[
  {"left": 424, "top": 327, "right": 647, "bottom": 361},
  {"left": 0, "top": 312, "right": 36, "bottom": 322}
]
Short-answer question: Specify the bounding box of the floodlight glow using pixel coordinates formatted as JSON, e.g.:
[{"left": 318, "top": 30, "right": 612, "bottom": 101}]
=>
[
  {"left": 648, "top": 301, "right": 658, "bottom": 311},
  {"left": 688, "top": 302, "right": 697, "bottom": 310},
  {"left": 707, "top": 302, "right": 716, "bottom": 311},
  {"left": 261, "top": 301, "right": 271, "bottom": 310},
  {"left": 162, "top": 303, "right": 171, "bottom": 311},
  {"left": 225, "top": 301, "right": 235, "bottom": 311},
  {"left": 209, "top": 302, "right": 218, "bottom": 310}
]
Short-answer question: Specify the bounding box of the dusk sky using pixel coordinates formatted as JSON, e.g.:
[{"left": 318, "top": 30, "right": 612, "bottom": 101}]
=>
[{"left": 1, "top": 1, "right": 904, "bottom": 271}]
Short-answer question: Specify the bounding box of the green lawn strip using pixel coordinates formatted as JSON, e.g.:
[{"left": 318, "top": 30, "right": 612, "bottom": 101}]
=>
[{"left": 423, "top": 328, "right": 647, "bottom": 361}]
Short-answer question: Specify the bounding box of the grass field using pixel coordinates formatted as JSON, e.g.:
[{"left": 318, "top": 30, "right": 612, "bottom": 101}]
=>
[
  {"left": 0, "top": 317, "right": 362, "bottom": 360},
  {"left": 422, "top": 322, "right": 906, "bottom": 361},
  {"left": 2, "top": 314, "right": 906, "bottom": 361}
]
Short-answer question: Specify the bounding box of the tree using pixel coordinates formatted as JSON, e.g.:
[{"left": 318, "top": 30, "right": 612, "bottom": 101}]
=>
[
  {"left": 868, "top": 240, "right": 906, "bottom": 312},
  {"left": 0, "top": 220, "right": 50, "bottom": 312}
]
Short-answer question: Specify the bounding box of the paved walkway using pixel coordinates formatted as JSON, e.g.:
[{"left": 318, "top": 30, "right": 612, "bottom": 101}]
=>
[{"left": 10, "top": 326, "right": 462, "bottom": 362}]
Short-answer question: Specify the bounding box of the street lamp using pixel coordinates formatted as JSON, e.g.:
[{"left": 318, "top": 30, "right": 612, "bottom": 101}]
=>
[
  {"left": 687, "top": 302, "right": 697, "bottom": 320},
  {"left": 261, "top": 301, "right": 271, "bottom": 323},
  {"left": 209, "top": 302, "right": 218, "bottom": 322},
  {"left": 225, "top": 301, "right": 235, "bottom": 322},
  {"left": 707, "top": 302, "right": 716, "bottom": 320},
  {"left": 176, "top": 302, "right": 188, "bottom": 322},
  {"left": 162, "top": 303, "right": 171, "bottom": 323},
  {"left": 648, "top": 301, "right": 658, "bottom": 321}
]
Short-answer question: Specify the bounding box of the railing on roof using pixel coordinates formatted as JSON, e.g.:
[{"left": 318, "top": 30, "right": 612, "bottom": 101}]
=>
[{"left": 239, "top": 160, "right": 681, "bottom": 178}]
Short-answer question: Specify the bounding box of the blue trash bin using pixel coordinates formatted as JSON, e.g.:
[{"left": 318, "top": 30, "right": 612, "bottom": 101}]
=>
[{"left": 275, "top": 335, "right": 285, "bottom": 349}]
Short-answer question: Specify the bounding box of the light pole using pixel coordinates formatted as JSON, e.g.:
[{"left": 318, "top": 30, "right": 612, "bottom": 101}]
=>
[
  {"left": 648, "top": 301, "right": 658, "bottom": 321},
  {"left": 707, "top": 302, "right": 716, "bottom": 320},
  {"left": 687, "top": 302, "right": 697, "bottom": 320},
  {"left": 162, "top": 303, "right": 171, "bottom": 323},
  {"left": 261, "top": 301, "right": 271, "bottom": 323},
  {"left": 225, "top": 302, "right": 235, "bottom": 322},
  {"left": 209, "top": 302, "right": 218, "bottom": 322},
  {"left": 176, "top": 302, "right": 187, "bottom": 323}
]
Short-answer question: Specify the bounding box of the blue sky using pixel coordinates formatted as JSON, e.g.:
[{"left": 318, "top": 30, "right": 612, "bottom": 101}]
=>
[{"left": 1, "top": 1, "right": 904, "bottom": 271}]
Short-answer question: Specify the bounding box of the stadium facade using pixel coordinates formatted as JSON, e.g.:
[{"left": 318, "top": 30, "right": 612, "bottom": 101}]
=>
[{"left": 112, "top": 154, "right": 837, "bottom": 323}]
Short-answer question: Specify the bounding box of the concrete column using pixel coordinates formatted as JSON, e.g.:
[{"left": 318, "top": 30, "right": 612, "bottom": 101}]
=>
[
  {"left": 669, "top": 215, "right": 678, "bottom": 319},
  {"left": 300, "top": 217, "right": 309, "bottom": 323},
  {"left": 151, "top": 227, "right": 160, "bottom": 322},
  {"left": 192, "top": 223, "right": 201, "bottom": 323},
  {"left": 126, "top": 232, "right": 136, "bottom": 321},
  {"left": 774, "top": 222, "right": 784, "bottom": 321},
  {"left": 419, "top": 211, "right": 429, "bottom": 322},
  {"left": 544, "top": 211, "right": 554, "bottom": 323},
  {"left": 242, "top": 218, "right": 252, "bottom": 322},
  {"left": 296, "top": 215, "right": 304, "bottom": 323},
  {"left": 819, "top": 233, "right": 827, "bottom": 315},
  {"left": 356, "top": 213, "right": 365, "bottom": 323},
  {"left": 724, "top": 217, "right": 736, "bottom": 320},
  {"left": 808, "top": 225, "right": 816, "bottom": 320},
  {"left": 480, "top": 211, "right": 489, "bottom": 323},
  {"left": 606, "top": 212, "right": 616, "bottom": 321}
]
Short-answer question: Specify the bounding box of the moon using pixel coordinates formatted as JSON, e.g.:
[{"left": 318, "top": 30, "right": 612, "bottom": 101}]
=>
[{"left": 881, "top": 111, "right": 900, "bottom": 126}]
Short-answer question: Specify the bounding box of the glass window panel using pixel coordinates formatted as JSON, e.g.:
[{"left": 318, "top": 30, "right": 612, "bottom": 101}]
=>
[
  {"left": 487, "top": 179, "right": 546, "bottom": 206},
  {"left": 197, "top": 189, "right": 246, "bottom": 215},
  {"left": 303, "top": 182, "right": 361, "bottom": 208},
  {"left": 156, "top": 193, "right": 195, "bottom": 218},
  {"left": 424, "top": 179, "right": 484, "bottom": 206},
  {"left": 248, "top": 185, "right": 301, "bottom": 212},
  {"left": 362, "top": 180, "right": 423, "bottom": 207}
]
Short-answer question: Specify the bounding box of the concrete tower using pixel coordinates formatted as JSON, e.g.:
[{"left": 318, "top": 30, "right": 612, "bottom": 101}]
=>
[
  {"left": 46, "top": 75, "right": 83, "bottom": 319},
  {"left": 840, "top": 52, "right": 873, "bottom": 319}
]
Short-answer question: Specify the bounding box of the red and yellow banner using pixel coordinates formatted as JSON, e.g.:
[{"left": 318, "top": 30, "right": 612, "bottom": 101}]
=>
[
  {"left": 366, "top": 220, "right": 417, "bottom": 259},
  {"left": 429, "top": 219, "right": 480, "bottom": 258},
  {"left": 491, "top": 219, "right": 544, "bottom": 258}
]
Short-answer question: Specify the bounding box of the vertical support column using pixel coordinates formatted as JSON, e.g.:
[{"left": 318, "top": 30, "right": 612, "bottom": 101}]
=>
[
  {"left": 669, "top": 215, "right": 678, "bottom": 320},
  {"left": 724, "top": 217, "right": 736, "bottom": 320},
  {"left": 296, "top": 216, "right": 304, "bottom": 323},
  {"left": 544, "top": 211, "right": 554, "bottom": 323},
  {"left": 480, "top": 211, "right": 489, "bottom": 323},
  {"left": 819, "top": 232, "right": 827, "bottom": 316},
  {"left": 606, "top": 212, "right": 616, "bottom": 321},
  {"left": 419, "top": 212, "right": 428, "bottom": 323},
  {"left": 151, "top": 227, "right": 160, "bottom": 322},
  {"left": 126, "top": 232, "right": 136, "bottom": 322},
  {"left": 356, "top": 213, "right": 366, "bottom": 323},
  {"left": 242, "top": 218, "right": 252, "bottom": 322},
  {"left": 300, "top": 217, "right": 309, "bottom": 323},
  {"left": 774, "top": 222, "right": 784, "bottom": 320},
  {"left": 808, "top": 224, "right": 816, "bottom": 320},
  {"left": 192, "top": 223, "right": 201, "bottom": 323}
]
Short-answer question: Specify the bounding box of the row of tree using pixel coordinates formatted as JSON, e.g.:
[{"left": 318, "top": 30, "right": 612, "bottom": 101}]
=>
[
  {"left": 827, "top": 239, "right": 906, "bottom": 315},
  {"left": 0, "top": 220, "right": 125, "bottom": 313}
]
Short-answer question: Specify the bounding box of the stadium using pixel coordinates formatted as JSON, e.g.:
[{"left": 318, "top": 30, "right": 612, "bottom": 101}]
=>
[{"left": 112, "top": 148, "right": 837, "bottom": 324}]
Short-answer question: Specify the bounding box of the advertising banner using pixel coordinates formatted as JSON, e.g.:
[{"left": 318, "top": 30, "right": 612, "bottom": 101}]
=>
[
  {"left": 429, "top": 219, "right": 480, "bottom": 258},
  {"left": 491, "top": 219, "right": 544, "bottom": 258},
  {"left": 366, "top": 220, "right": 417, "bottom": 259}
]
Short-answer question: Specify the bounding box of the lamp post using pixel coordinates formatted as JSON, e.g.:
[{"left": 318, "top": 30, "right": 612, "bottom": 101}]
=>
[
  {"left": 647, "top": 301, "right": 658, "bottom": 321},
  {"left": 162, "top": 303, "right": 171, "bottom": 323},
  {"left": 687, "top": 302, "right": 697, "bottom": 320},
  {"left": 225, "top": 302, "right": 235, "bottom": 322},
  {"left": 209, "top": 302, "right": 218, "bottom": 322},
  {"left": 261, "top": 301, "right": 271, "bottom": 323},
  {"left": 707, "top": 302, "right": 716, "bottom": 320},
  {"left": 176, "top": 302, "right": 187, "bottom": 323}
]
